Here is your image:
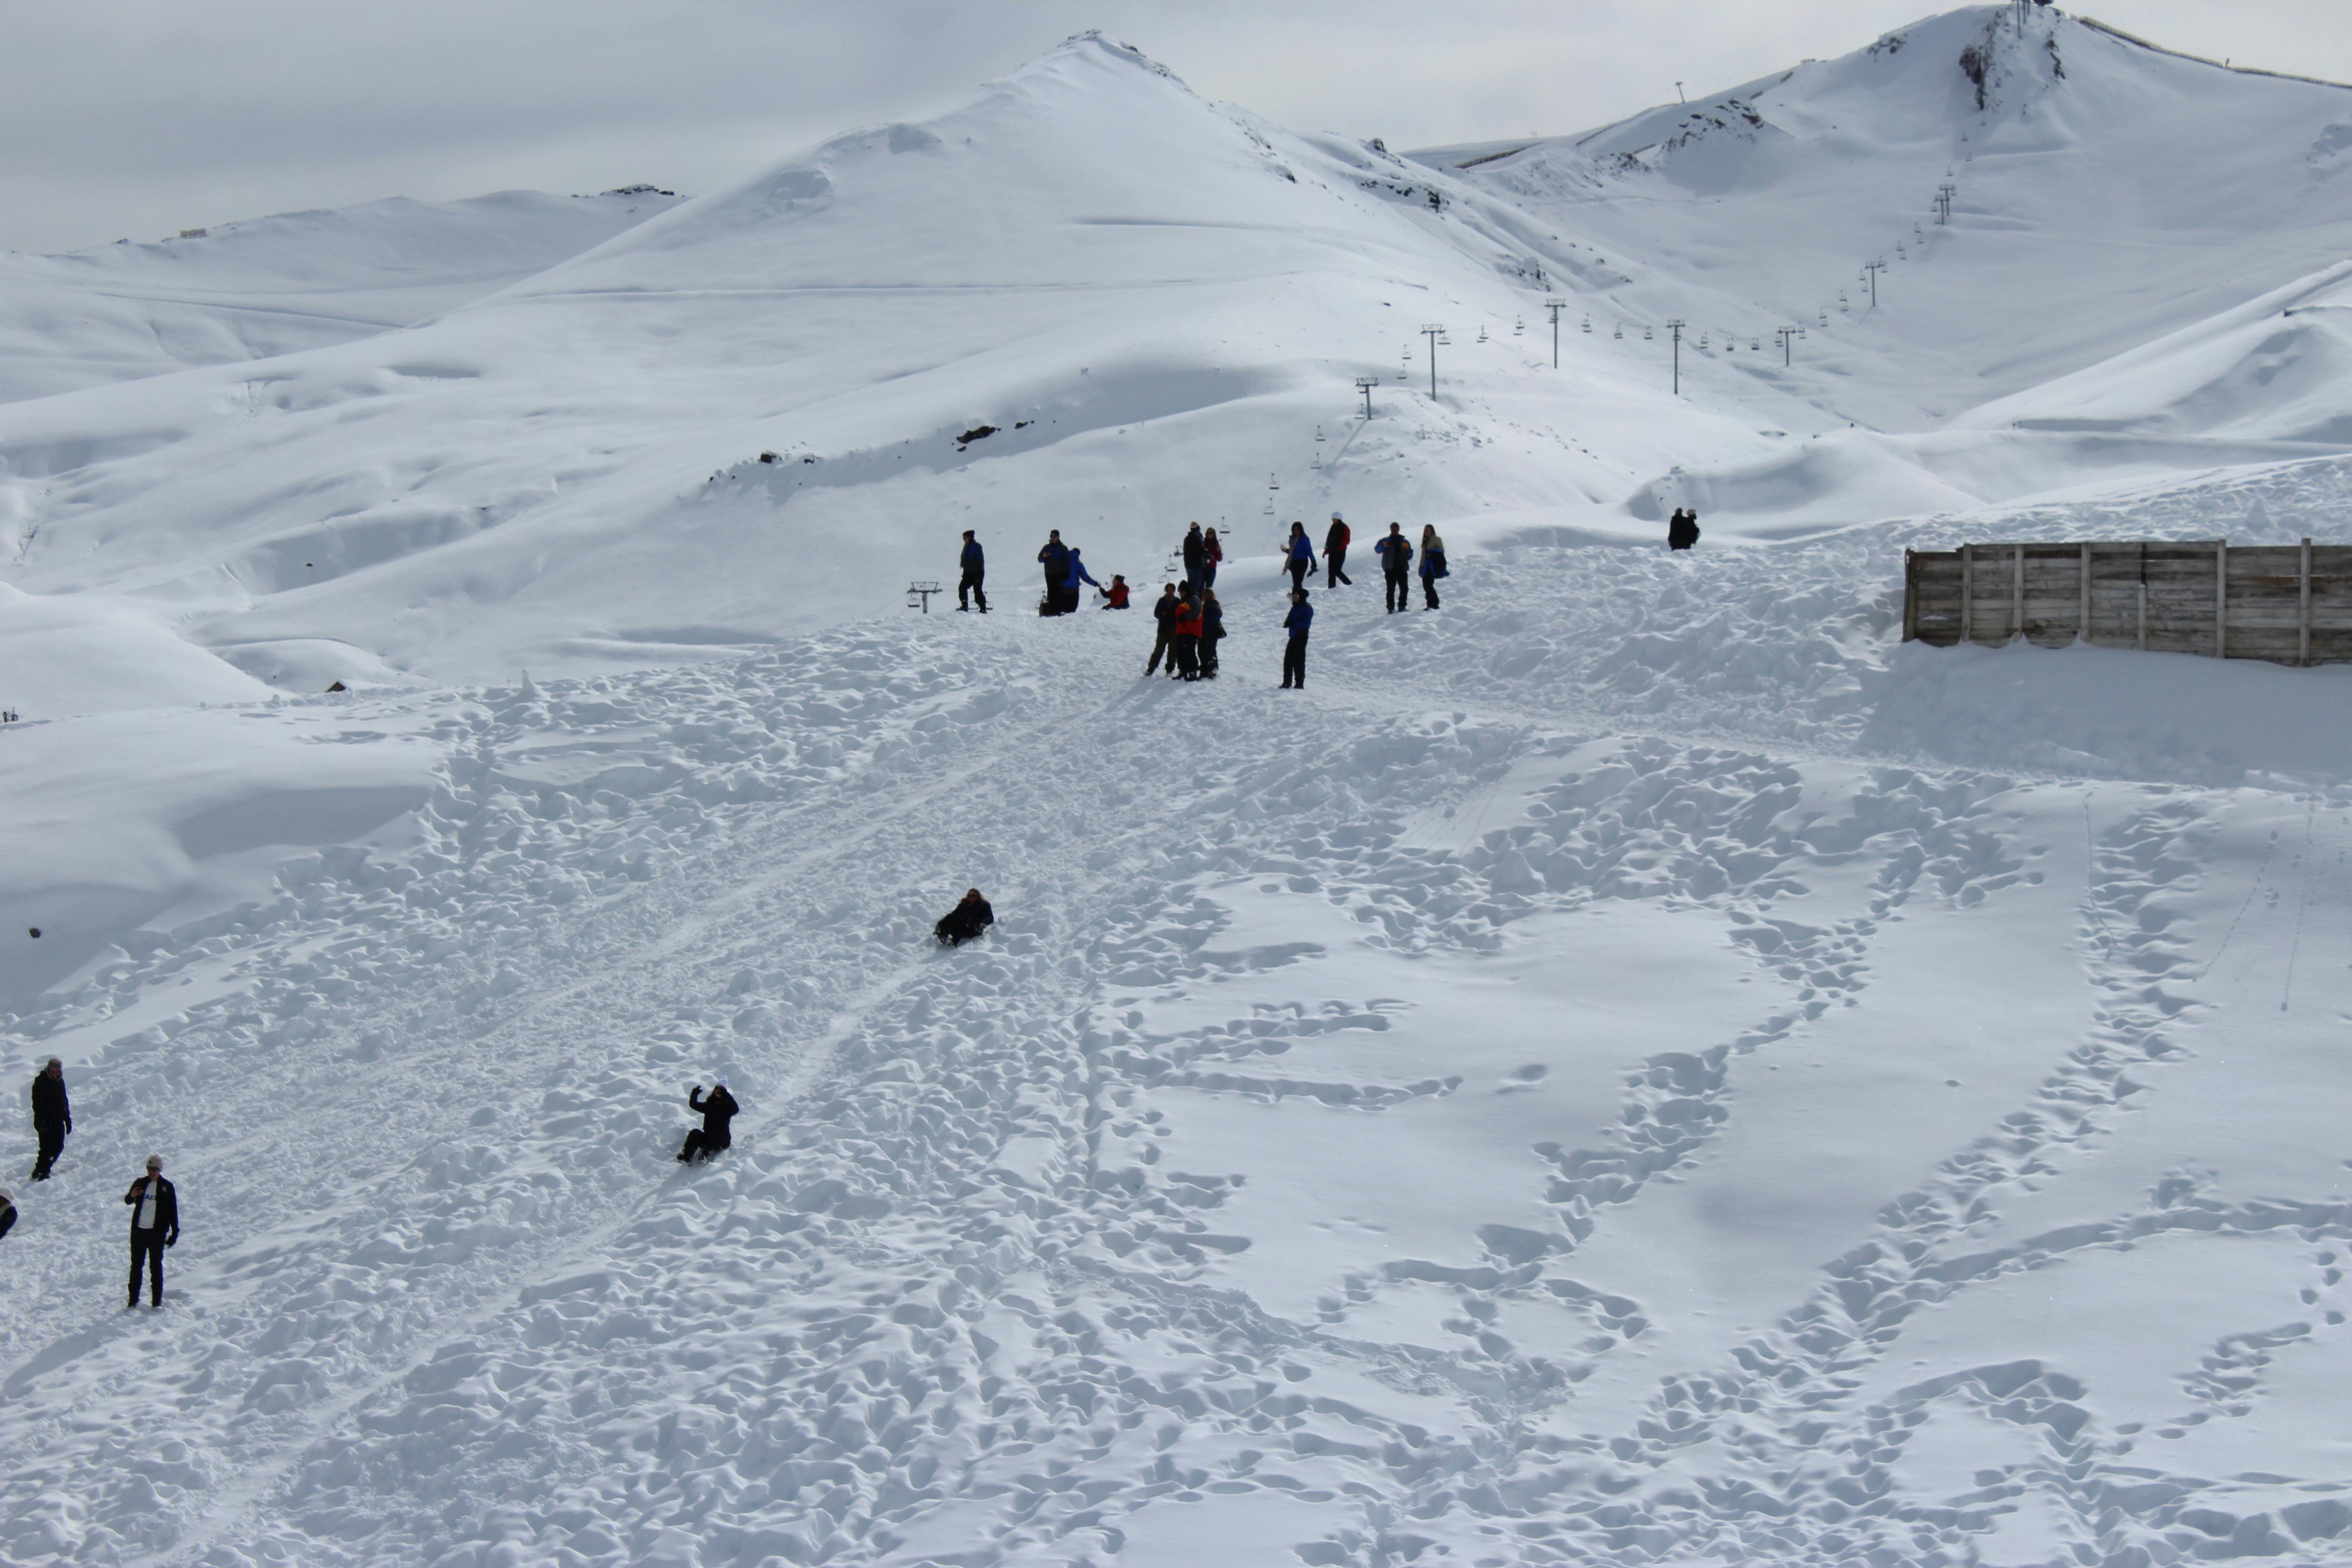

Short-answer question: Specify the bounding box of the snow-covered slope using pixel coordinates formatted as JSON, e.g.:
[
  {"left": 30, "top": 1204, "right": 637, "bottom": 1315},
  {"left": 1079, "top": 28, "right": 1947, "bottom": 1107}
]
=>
[
  {"left": 10, "top": 10, "right": 2352, "bottom": 1567},
  {"left": 0, "top": 189, "right": 683, "bottom": 405}
]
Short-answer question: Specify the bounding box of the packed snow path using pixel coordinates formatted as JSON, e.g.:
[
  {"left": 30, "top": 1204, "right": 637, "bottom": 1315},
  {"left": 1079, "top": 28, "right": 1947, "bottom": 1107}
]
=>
[{"left": 7, "top": 476, "right": 2352, "bottom": 1565}]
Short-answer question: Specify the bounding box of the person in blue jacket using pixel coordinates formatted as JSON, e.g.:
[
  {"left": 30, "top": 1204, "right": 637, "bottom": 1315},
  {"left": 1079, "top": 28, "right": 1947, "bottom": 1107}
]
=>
[
  {"left": 1062, "top": 549, "right": 1102, "bottom": 614},
  {"left": 1284, "top": 522, "right": 1317, "bottom": 595},
  {"left": 1279, "top": 588, "right": 1313, "bottom": 689},
  {"left": 1374, "top": 524, "right": 1413, "bottom": 614},
  {"left": 1419, "top": 524, "right": 1447, "bottom": 610},
  {"left": 1037, "top": 531, "right": 1071, "bottom": 615},
  {"left": 958, "top": 530, "right": 987, "bottom": 612}
]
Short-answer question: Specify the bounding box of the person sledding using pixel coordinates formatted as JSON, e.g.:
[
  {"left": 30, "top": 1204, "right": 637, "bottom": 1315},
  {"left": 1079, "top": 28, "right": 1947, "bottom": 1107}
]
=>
[
  {"left": 935, "top": 888, "right": 995, "bottom": 946},
  {"left": 676, "top": 1080, "right": 739, "bottom": 1163}
]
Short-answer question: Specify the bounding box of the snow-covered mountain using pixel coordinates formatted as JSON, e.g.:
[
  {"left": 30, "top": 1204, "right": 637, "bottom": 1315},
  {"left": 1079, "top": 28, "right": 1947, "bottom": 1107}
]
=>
[
  {"left": 0, "top": 188, "right": 682, "bottom": 405},
  {"left": 8, "top": 9, "right": 2352, "bottom": 1568}
]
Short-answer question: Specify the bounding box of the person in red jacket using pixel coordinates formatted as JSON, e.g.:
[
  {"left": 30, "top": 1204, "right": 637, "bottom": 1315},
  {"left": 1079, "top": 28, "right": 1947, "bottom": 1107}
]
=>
[
  {"left": 1324, "top": 513, "right": 1352, "bottom": 588},
  {"left": 1098, "top": 574, "right": 1131, "bottom": 609},
  {"left": 1171, "top": 587, "right": 1205, "bottom": 681}
]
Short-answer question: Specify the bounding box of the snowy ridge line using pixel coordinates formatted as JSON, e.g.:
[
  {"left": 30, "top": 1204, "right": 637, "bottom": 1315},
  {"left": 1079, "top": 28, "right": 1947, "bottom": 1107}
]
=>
[{"left": 2074, "top": 15, "right": 2352, "bottom": 93}]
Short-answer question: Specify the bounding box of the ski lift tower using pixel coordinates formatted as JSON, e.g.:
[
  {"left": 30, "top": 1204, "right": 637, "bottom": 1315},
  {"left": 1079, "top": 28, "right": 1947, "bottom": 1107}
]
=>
[
  {"left": 1356, "top": 376, "right": 1379, "bottom": 418},
  {"left": 1544, "top": 297, "right": 1567, "bottom": 368},
  {"left": 1666, "top": 319, "right": 1687, "bottom": 395},
  {"left": 1862, "top": 259, "right": 1887, "bottom": 308},
  {"left": 1421, "top": 323, "right": 1448, "bottom": 398},
  {"left": 907, "top": 580, "right": 941, "bottom": 613},
  {"left": 1776, "top": 325, "right": 1800, "bottom": 366}
]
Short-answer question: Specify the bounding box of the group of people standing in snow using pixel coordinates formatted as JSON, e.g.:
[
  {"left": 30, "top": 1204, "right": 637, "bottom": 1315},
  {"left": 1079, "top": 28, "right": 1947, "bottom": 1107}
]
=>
[
  {"left": 955, "top": 513, "right": 1453, "bottom": 692},
  {"left": 10, "top": 1059, "right": 182, "bottom": 1309}
]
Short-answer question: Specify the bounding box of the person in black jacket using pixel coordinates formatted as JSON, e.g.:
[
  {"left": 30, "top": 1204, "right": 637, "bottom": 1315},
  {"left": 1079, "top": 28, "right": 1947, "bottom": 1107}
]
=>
[
  {"left": 1037, "top": 531, "right": 1070, "bottom": 615},
  {"left": 935, "top": 887, "right": 995, "bottom": 946},
  {"left": 1200, "top": 590, "right": 1225, "bottom": 678},
  {"left": 676, "top": 1082, "right": 740, "bottom": 1163},
  {"left": 1145, "top": 583, "right": 1180, "bottom": 676},
  {"left": 30, "top": 1058, "right": 68, "bottom": 1181},
  {"left": 1181, "top": 523, "right": 1208, "bottom": 594},
  {"left": 0, "top": 1188, "right": 16, "bottom": 1241},
  {"left": 124, "top": 1155, "right": 177, "bottom": 1308},
  {"left": 1374, "top": 524, "right": 1413, "bottom": 613},
  {"left": 1666, "top": 509, "right": 1700, "bottom": 551},
  {"left": 1324, "top": 513, "right": 1353, "bottom": 587},
  {"left": 958, "top": 530, "right": 988, "bottom": 612}
]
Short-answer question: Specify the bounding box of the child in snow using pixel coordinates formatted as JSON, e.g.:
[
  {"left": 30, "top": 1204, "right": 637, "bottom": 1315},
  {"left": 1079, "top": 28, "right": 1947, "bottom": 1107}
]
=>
[
  {"left": 677, "top": 1081, "right": 739, "bottom": 1163},
  {"left": 1202, "top": 528, "right": 1223, "bottom": 590},
  {"left": 1280, "top": 589, "right": 1313, "bottom": 688},
  {"left": 1419, "top": 525, "right": 1447, "bottom": 609},
  {"left": 1200, "top": 590, "right": 1225, "bottom": 678},
  {"left": 1146, "top": 584, "right": 1180, "bottom": 676},
  {"left": 1098, "top": 574, "right": 1131, "bottom": 609},
  {"left": 935, "top": 888, "right": 995, "bottom": 946},
  {"left": 1324, "top": 513, "right": 1352, "bottom": 587}
]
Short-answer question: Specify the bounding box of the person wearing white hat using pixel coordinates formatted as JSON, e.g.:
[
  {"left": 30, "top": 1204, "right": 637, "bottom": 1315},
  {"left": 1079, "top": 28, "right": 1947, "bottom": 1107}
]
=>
[{"left": 1324, "top": 513, "right": 1353, "bottom": 588}]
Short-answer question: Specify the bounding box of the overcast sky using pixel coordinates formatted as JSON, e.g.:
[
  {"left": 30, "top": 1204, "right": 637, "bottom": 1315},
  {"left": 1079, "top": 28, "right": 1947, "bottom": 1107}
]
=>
[{"left": 5, "top": 1, "right": 2347, "bottom": 254}]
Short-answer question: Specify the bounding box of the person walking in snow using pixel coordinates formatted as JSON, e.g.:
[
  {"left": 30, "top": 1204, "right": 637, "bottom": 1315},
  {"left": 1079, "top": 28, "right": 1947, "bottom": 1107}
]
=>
[
  {"left": 124, "top": 1155, "right": 177, "bottom": 1309},
  {"left": 1037, "top": 530, "right": 1071, "bottom": 615},
  {"left": 1284, "top": 523, "right": 1317, "bottom": 596},
  {"left": 1098, "top": 573, "right": 1131, "bottom": 609},
  {"left": 1181, "top": 523, "right": 1208, "bottom": 595},
  {"left": 958, "top": 530, "right": 988, "bottom": 612},
  {"left": 676, "top": 1081, "right": 740, "bottom": 1164},
  {"left": 1375, "top": 524, "right": 1413, "bottom": 614},
  {"left": 1666, "top": 509, "right": 1700, "bottom": 551},
  {"left": 1419, "top": 524, "right": 1448, "bottom": 610},
  {"left": 1200, "top": 589, "right": 1225, "bottom": 679},
  {"left": 1280, "top": 588, "right": 1313, "bottom": 689},
  {"left": 1145, "top": 583, "right": 1180, "bottom": 675},
  {"left": 935, "top": 887, "right": 995, "bottom": 946},
  {"left": 1202, "top": 528, "right": 1223, "bottom": 591},
  {"left": 1324, "top": 513, "right": 1353, "bottom": 588},
  {"left": 29, "top": 1058, "right": 69, "bottom": 1182},
  {"left": 1062, "top": 548, "right": 1102, "bottom": 614}
]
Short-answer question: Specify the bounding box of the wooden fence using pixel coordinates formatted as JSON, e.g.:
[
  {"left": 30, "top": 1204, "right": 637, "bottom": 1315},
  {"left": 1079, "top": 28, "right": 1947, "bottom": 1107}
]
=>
[{"left": 1903, "top": 539, "right": 2352, "bottom": 666}]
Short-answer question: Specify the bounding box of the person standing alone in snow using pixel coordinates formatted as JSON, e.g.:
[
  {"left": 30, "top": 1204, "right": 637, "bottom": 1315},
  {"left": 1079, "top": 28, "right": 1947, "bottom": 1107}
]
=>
[
  {"left": 29, "top": 1058, "right": 68, "bottom": 1181},
  {"left": 676, "top": 1081, "right": 739, "bottom": 1163},
  {"left": 958, "top": 530, "right": 988, "bottom": 612},
  {"left": 1375, "top": 524, "right": 1413, "bottom": 614},
  {"left": 1280, "top": 588, "right": 1313, "bottom": 689},
  {"left": 1324, "top": 513, "right": 1353, "bottom": 588},
  {"left": 1284, "top": 523, "right": 1317, "bottom": 595},
  {"left": 124, "top": 1155, "right": 177, "bottom": 1309}
]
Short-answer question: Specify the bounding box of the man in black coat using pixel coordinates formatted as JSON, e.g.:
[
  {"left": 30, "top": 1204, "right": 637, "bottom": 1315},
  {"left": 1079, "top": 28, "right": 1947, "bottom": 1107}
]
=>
[
  {"left": 1037, "top": 531, "right": 1070, "bottom": 614},
  {"left": 958, "top": 530, "right": 988, "bottom": 612},
  {"left": 124, "top": 1154, "right": 178, "bottom": 1308},
  {"left": 935, "top": 888, "right": 995, "bottom": 946},
  {"left": 30, "top": 1058, "right": 69, "bottom": 1181},
  {"left": 1144, "top": 583, "right": 1180, "bottom": 676},
  {"left": 677, "top": 1081, "right": 740, "bottom": 1163},
  {"left": 1667, "top": 509, "right": 1700, "bottom": 550},
  {"left": 1181, "top": 523, "right": 1208, "bottom": 594}
]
